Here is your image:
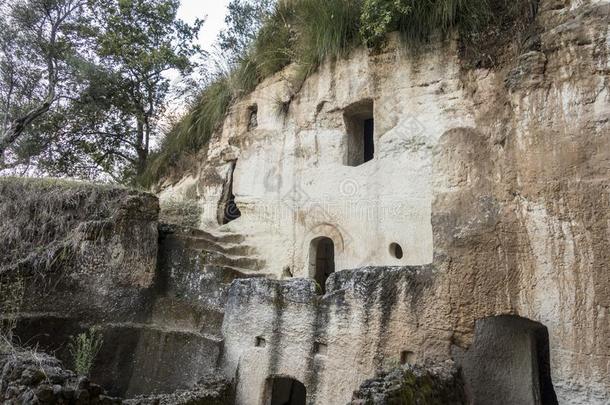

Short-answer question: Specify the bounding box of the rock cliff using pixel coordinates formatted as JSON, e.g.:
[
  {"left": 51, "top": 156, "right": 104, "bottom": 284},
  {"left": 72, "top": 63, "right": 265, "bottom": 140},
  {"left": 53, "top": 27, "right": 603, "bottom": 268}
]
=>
[
  {"left": 157, "top": 0, "right": 610, "bottom": 403},
  {"left": 1, "top": 0, "right": 608, "bottom": 404}
]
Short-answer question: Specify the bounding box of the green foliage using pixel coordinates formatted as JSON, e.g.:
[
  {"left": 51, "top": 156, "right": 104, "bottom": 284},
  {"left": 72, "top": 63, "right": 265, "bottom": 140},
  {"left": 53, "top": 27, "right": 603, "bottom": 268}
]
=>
[
  {"left": 360, "top": 0, "right": 411, "bottom": 47},
  {"left": 138, "top": 73, "right": 233, "bottom": 187},
  {"left": 0, "top": 0, "right": 202, "bottom": 182},
  {"left": 360, "top": 0, "right": 492, "bottom": 47},
  {"left": 293, "top": 0, "right": 362, "bottom": 76},
  {"left": 0, "top": 0, "right": 90, "bottom": 171},
  {"left": 142, "top": 0, "right": 537, "bottom": 187},
  {"left": 68, "top": 327, "right": 104, "bottom": 377},
  {"left": 249, "top": 2, "right": 294, "bottom": 79},
  {"left": 219, "top": 0, "right": 275, "bottom": 63}
]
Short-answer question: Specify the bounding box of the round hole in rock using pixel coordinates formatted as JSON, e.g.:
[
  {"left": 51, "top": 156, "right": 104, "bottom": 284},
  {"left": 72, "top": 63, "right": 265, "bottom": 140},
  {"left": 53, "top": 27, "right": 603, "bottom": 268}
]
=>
[{"left": 390, "top": 243, "right": 403, "bottom": 259}]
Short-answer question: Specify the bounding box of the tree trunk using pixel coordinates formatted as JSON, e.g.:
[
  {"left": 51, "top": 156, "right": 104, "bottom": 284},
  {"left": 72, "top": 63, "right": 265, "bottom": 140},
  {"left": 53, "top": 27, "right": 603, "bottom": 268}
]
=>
[
  {"left": 0, "top": 98, "right": 54, "bottom": 158},
  {"left": 135, "top": 118, "right": 149, "bottom": 176}
]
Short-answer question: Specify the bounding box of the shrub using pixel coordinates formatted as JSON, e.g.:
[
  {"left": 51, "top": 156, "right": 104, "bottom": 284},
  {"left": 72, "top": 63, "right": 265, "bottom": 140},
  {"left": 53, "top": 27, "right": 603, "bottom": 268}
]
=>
[
  {"left": 293, "top": 0, "right": 361, "bottom": 72},
  {"left": 68, "top": 327, "right": 104, "bottom": 377},
  {"left": 360, "top": 0, "right": 412, "bottom": 47},
  {"left": 360, "top": 0, "right": 492, "bottom": 47}
]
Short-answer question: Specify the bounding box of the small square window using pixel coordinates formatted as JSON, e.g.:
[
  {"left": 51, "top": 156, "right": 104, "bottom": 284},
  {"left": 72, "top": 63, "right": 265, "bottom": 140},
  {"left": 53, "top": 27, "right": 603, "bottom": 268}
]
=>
[
  {"left": 314, "top": 342, "right": 328, "bottom": 356},
  {"left": 400, "top": 350, "right": 415, "bottom": 365},
  {"left": 255, "top": 336, "right": 266, "bottom": 347}
]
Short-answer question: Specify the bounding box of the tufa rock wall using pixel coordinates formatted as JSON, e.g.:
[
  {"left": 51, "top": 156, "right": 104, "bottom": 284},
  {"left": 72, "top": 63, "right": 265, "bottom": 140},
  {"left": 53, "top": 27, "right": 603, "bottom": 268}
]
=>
[
  {"left": 350, "top": 361, "right": 465, "bottom": 405},
  {"left": 160, "top": 0, "right": 609, "bottom": 403},
  {"left": 0, "top": 179, "right": 242, "bottom": 399}
]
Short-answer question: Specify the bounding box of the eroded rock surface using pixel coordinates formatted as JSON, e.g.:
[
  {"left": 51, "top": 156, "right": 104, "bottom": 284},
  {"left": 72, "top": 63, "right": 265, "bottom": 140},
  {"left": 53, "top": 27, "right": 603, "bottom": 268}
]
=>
[
  {"left": 159, "top": 1, "right": 609, "bottom": 403},
  {"left": 123, "top": 375, "right": 233, "bottom": 405},
  {"left": 0, "top": 180, "right": 244, "bottom": 399},
  {"left": 350, "top": 361, "right": 465, "bottom": 405},
  {"left": 0, "top": 349, "right": 233, "bottom": 405},
  {"left": 0, "top": 0, "right": 608, "bottom": 404},
  {"left": 0, "top": 349, "right": 121, "bottom": 404}
]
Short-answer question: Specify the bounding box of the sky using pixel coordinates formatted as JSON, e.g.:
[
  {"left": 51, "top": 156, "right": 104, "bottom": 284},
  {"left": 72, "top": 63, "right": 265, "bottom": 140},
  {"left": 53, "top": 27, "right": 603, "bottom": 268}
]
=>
[
  {"left": 162, "top": 1, "right": 232, "bottom": 118},
  {"left": 178, "top": 0, "right": 232, "bottom": 54}
]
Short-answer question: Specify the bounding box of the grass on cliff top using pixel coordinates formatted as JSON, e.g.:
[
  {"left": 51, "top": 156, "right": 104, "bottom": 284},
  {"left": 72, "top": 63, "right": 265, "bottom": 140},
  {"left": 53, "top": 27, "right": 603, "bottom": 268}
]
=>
[
  {"left": 139, "top": 0, "right": 538, "bottom": 188},
  {"left": 0, "top": 177, "right": 141, "bottom": 274}
]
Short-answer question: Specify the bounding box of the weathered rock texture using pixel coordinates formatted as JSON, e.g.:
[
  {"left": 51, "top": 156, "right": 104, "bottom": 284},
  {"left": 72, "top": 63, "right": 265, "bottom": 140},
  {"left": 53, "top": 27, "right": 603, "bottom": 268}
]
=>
[
  {"left": 454, "top": 316, "right": 557, "bottom": 405},
  {"left": 350, "top": 361, "right": 465, "bottom": 405},
  {"left": 123, "top": 375, "right": 234, "bottom": 405},
  {"left": 0, "top": 348, "right": 233, "bottom": 405},
  {"left": 220, "top": 270, "right": 451, "bottom": 404},
  {"left": 0, "top": 178, "right": 160, "bottom": 396},
  {"left": 159, "top": 0, "right": 610, "bottom": 404},
  {"left": 1, "top": 0, "right": 608, "bottom": 403},
  {"left": 0, "top": 349, "right": 121, "bottom": 404},
  {"left": 0, "top": 179, "right": 248, "bottom": 399}
]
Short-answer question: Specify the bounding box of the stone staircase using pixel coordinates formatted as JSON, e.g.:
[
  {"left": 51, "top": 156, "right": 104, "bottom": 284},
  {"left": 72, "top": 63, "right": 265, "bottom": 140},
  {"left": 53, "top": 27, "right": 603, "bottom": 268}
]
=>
[
  {"left": 177, "top": 227, "right": 266, "bottom": 274},
  {"left": 151, "top": 224, "right": 266, "bottom": 339},
  {"left": 122, "top": 224, "right": 267, "bottom": 397}
]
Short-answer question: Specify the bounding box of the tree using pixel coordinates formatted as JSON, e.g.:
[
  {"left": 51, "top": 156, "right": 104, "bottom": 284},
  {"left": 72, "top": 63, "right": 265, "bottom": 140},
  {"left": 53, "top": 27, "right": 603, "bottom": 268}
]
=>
[
  {"left": 218, "top": 0, "right": 275, "bottom": 63},
  {"left": 0, "top": 0, "right": 202, "bottom": 181},
  {"left": 0, "top": 0, "right": 89, "bottom": 170},
  {"left": 83, "top": 0, "right": 203, "bottom": 179}
]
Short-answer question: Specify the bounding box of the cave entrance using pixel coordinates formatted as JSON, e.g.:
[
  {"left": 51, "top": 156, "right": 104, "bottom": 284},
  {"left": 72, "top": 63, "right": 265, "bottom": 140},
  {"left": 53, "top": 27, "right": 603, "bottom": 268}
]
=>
[
  {"left": 344, "top": 99, "right": 374, "bottom": 166},
  {"left": 266, "top": 377, "right": 306, "bottom": 405},
  {"left": 458, "top": 315, "right": 558, "bottom": 405},
  {"left": 218, "top": 161, "right": 241, "bottom": 225},
  {"left": 309, "top": 237, "right": 335, "bottom": 294}
]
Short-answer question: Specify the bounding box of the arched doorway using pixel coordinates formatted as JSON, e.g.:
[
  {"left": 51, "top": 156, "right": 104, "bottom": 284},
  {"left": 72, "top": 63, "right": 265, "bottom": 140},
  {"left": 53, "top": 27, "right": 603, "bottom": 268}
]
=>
[
  {"left": 458, "top": 315, "right": 558, "bottom": 405},
  {"left": 309, "top": 237, "right": 335, "bottom": 294},
  {"left": 265, "top": 376, "right": 306, "bottom": 405}
]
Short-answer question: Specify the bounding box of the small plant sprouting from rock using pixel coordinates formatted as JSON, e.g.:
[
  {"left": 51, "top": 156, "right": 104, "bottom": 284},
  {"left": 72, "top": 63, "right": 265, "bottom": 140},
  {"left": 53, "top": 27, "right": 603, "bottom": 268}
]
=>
[
  {"left": 0, "top": 275, "right": 25, "bottom": 350},
  {"left": 68, "top": 327, "right": 104, "bottom": 377}
]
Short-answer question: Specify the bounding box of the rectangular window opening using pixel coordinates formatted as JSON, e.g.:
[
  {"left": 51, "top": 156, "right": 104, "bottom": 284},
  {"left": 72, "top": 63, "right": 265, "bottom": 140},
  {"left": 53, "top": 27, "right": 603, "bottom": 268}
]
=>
[
  {"left": 400, "top": 350, "right": 415, "bottom": 365},
  {"left": 255, "top": 336, "right": 267, "bottom": 347},
  {"left": 344, "top": 99, "right": 375, "bottom": 167},
  {"left": 314, "top": 342, "right": 328, "bottom": 356},
  {"left": 247, "top": 104, "right": 258, "bottom": 131}
]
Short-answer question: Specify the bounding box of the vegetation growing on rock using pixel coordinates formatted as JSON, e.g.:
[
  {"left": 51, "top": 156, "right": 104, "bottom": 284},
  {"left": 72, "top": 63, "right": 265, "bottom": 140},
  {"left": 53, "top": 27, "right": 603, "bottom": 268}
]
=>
[
  {"left": 141, "top": 0, "right": 539, "bottom": 187},
  {"left": 0, "top": 177, "right": 154, "bottom": 274},
  {"left": 68, "top": 327, "right": 104, "bottom": 377}
]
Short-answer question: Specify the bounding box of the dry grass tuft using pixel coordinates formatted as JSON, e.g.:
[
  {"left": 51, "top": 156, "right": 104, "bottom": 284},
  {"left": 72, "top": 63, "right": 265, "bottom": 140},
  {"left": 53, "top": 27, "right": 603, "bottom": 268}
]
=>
[{"left": 0, "top": 177, "right": 145, "bottom": 275}]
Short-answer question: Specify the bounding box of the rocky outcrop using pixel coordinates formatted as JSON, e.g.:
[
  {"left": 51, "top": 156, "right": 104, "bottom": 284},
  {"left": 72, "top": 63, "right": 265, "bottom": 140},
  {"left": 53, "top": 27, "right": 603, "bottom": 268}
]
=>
[
  {"left": 124, "top": 376, "right": 233, "bottom": 405},
  {"left": 350, "top": 361, "right": 465, "bottom": 405},
  {"left": 0, "top": 348, "right": 233, "bottom": 405},
  {"left": 160, "top": 0, "right": 610, "bottom": 403},
  {"left": 125, "top": 225, "right": 263, "bottom": 398},
  {"left": 220, "top": 267, "right": 440, "bottom": 404},
  {"left": 0, "top": 178, "right": 159, "bottom": 321},
  {"left": 0, "top": 349, "right": 121, "bottom": 404},
  {"left": 1, "top": 0, "right": 608, "bottom": 403},
  {"left": 0, "top": 180, "right": 248, "bottom": 399}
]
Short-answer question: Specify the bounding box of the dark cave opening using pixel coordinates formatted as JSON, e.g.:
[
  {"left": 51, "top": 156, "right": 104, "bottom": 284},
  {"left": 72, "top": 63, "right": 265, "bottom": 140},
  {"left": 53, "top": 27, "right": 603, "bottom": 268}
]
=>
[
  {"left": 219, "top": 161, "right": 242, "bottom": 225},
  {"left": 266, "top": 377, "right": 306, "bottom": 405},
  {"left": 309, "top": 237, "right": 335, "bottom": 294},
  {"left": 344, "top": 99, "right": 375, "bottom": 166}
]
